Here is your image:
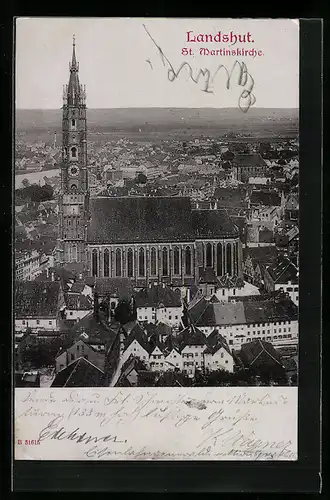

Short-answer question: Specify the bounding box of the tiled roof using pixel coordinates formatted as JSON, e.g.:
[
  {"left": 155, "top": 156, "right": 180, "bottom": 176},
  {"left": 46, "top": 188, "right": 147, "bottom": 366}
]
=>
[
  {"left": 51, "top": 357, "right": 104, "bottom": 387},
  {"left": 233, "top": 153, "right": 267, "bottom": 167},
  {"left": 198, "top": 267, "right": 218, "bottom": 284},
  {"left": 204, "top": 329, "right": 232, "bottom": 355},
  {"left": 68, "top": 283, "right": 86, "bottom": 294},
  {"left": 134, "top": 284, "right": 181, "bottom": 308},
  {"left": 65, "top": 293, "right": 93, "bottom": 311},
  {"left": 244, "top": 246, "right": 278, "bottom": 265},
  {"left": 217, "top": 275, "right": 245, "bottom": 289},
  {"left": 176, "top": 324, "right": 208, "bottom": 348},
  {"left": 243, "top": 298, "right": 298, "bottom": 323},
  {"left": 214, "top": 188, "right": 248, "bottom": 208},
  {"left": 69, "top": 311, "right": 117, "bottom": 345},
  {"left": 87, "top": 196, "right": 195, "bottom": 243},
  {"left": 240, "top": 340, "right": 283, "bottom": 368},
  {"left": 250, "top": 190, "right": 281, "bottom": 207},
  {"left": 192, "top": 209, "right": 239, "bottom": 238},
  {"left": 124, "top": 323, "right": 150, "bottom": 353},
  {"left": 15, "top": 281, "right": 60, "bottom": 318},
  {"left": 94, "top": 277, "right": 135, "bottom": 298},
  {"left": 266, "top": 258, "right": 298, "bottom": 284},
  {"left": 285, "top": 193, "right": 299, "bottom": 211},
  {"left": 209, "top": 294, "right": 220, "bottom": 303}
]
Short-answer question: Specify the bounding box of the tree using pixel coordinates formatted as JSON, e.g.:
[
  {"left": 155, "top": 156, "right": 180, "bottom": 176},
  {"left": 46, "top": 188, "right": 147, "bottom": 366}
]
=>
[
  {"left": 114, "top": 297, "right": 137, "bottom": 325},
  {"left": 136, "top": 173, "right": 147, "bottom": 184}
]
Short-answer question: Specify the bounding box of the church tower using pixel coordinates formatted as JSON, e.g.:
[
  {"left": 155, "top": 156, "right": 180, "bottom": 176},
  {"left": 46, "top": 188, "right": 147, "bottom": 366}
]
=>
[{"left": 56, "top": 36, "right": 89, "bottom": 268}]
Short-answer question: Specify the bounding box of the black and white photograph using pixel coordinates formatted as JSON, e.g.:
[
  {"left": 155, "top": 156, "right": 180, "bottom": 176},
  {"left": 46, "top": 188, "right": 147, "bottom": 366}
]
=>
[{"left": 14, "top": 18, "right": 299, "bottom": 392}]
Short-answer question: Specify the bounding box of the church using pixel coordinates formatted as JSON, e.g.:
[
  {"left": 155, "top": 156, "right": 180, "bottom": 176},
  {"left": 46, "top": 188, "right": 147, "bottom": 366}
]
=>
[{"left": 56, "top": 38, "right": 243, "bottom": 286}]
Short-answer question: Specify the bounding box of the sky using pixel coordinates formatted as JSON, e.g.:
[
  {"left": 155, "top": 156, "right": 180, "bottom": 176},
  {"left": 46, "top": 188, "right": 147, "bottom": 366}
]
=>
[{"left": 15, "top": 18, "right": 299, "bottom": 109}]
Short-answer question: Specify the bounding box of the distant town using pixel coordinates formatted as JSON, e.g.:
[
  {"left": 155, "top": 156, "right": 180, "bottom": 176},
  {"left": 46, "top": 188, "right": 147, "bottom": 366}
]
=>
[{"left": 15, "top": 41, "right": 299, "bottom": 389}]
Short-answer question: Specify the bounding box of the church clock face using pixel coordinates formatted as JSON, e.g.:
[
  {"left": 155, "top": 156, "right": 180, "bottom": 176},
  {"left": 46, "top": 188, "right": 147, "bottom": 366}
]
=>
[{"left": 69, "top": 165, "right": 80, "bottom": 177}]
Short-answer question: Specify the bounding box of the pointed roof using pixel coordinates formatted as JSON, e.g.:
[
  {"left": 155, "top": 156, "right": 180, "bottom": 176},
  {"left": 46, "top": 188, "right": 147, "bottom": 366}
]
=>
[
  {"left": 67, "top": 35, "right": 82, "bottom": 105},
  {"left": 51, "top": 357, "right": 104, "bottom": 387},
  {"left": 176, "top": 324, "right": 208, "bottom": 349}
]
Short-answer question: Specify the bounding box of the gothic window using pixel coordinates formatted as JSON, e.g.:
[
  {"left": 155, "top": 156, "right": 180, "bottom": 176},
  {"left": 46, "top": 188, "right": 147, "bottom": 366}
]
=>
[
  {"left": 71, "top": 119, "right": 76, "bottom": 128},
  {"left": 104, "top": 249, "right": 110, "bottom": 277},
  {"left": 233, "top": 243, "right": 237, "bottom": 276},
  {"left": 139, "top": 247, "right": 145, "bottom": 277},
  {"left": 217, "top": 243, "right": 222, "bottom": 276},
  {"left": 173, "top": 246, "right": 180, "bottom": 275},
  {"left": 70, "top": 184, "right": 77, "bottom": 193},
  {"left": 235, "top": 242, "right": 239, "bottom": 275},
  {"left": 115, "top": 249, "right": 122, "bottom": 277},
  {"left": 127, "top": 248, "right": 134, "bottom": 277},
  {"left": 185, "top": 246, "right": 192, "bottom": 275},
  {"left": 64, "top": 147, "right": 68, "bottom": 158},
  {"left": 206, "top": 242, "right": 213, "bottom": 267},
  {"left": 92, "top": 249, "right": 98, "bottom": 277},
  {"left": 71, "top": 245, "right": 77, "bottom": 262},
  {"left": 162, "top": 247, "right": 169, "bottom": 276},
  {"left": 226, "top": 243, "right": 232, "bottom": 275},
  {"left": 71, "top": 147, "right": 77, "bottom": 158},
  {"left": 150, "top": 247, "right": 157, "bottom": 276}
]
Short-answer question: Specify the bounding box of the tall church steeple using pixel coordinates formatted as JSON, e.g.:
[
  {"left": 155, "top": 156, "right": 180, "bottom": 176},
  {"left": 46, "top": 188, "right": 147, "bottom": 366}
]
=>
[{"left": 56, "top": 36, "right": 89, "bottom": 270}]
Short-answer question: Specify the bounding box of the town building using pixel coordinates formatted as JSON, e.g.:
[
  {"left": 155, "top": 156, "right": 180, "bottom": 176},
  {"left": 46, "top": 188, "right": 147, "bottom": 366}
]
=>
[
  {"left": 263, "top": 258, "right": 299, "bottom": 305},
  {"left": 15, "top": 249, "right": 41, "bottom": 281},
  {"left": 134, "top": 283, "right": 183, "bottom": 326},
  {"left": 232, "top": 154, "right": 268, "bottom": 182},
  {"left": 187, "top": 294, "right": 298, "bottom": 350},
  {"left": 15, "top": 281, "right": 65, "bottom": 332}
]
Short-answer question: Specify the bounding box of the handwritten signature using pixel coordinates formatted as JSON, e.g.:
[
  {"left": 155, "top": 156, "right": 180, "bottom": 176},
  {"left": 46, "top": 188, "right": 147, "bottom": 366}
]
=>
[{"left": 143, "top": 24, "right": 256, "bottom": 113}]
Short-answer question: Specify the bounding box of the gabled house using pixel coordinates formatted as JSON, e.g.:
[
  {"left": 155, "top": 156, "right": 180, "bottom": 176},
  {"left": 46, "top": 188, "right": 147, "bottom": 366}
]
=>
[
  {"left": 55, "top": 338, "right": 105, "bottom": 373},
  {"left": 203, "top": 329, "right": 234, "bottom": 373},
  {"left": 134, "top": 283, "right": 183, "bottom": 327},
  {"left": 51, "top": 357, "right": 105, "bottom": 387},
  {"left": 15, "top": 280, "right": 65, "bottom": 332},
  {"left": 263, "top": 257, "right": 298, "bottom": 305}
]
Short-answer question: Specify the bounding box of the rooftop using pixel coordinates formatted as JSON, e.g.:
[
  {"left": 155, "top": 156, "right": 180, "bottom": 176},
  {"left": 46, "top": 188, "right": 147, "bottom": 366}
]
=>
[{"left": 15, "top": 281, "right": 61, "bottom": 318}]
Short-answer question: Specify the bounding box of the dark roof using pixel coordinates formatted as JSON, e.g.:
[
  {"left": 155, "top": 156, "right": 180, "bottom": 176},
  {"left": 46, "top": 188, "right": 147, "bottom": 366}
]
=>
[
  {"left": 240, "top": 340, "right": 283, "bottom": 368},
  {"left": 134, "top": 284, "right": 181, "bottom": 308},
  {"left": 51, "top": 357, "right": 104, "bottom": 387},
  {"left": 214, "top": 188, "right": 248, "bottom": 208},
  {"left": 285, "top": 193, "right": 299, "bottom": 211},
  {"left": 192, "top": 209, "right": 239, "bottom": 239},
  {"left": 250, "top": 190, "right": 281, "bottom": 207},
  {"left": 145, "top": 322, "right": 172, "bottom": 338},
  {"left": 266, "top": 258, "right": 298, "bottom": 284},
  {"left": 217, "top": 275, "right": 245, "bottom": 289},
  {"left": 87, "top": 196, "right": 195, "bottom": 243},
  {"left": 198, "top": 266, "right": 218, "bottom": 284},
  {"left": 176, "top": 324, "right": 208, "bottom": 349},
  {"left": 15, "top": 281, "right": 60, "bottom": 318},
  {"left": 34, "top": 266, "right": 76, "bottom": 284},
  {"left": 233, "top": 153, "right": 267, "bottom": 167},
  {"left": 204, "top": 329, "right": 232, "bottom": 356},
  {"left": 69, "top": 311, "right": 117, "bottom": 345},
  {"left": 243, "top": 297, "right": 298, "bottom": 324},
  {"left": 68, "top": 282, "right": 86, "bottom": 294},
  {"left": 65, "top": 294, "right": 93, "bottom": 311},
  {"left": 94, "top": 277, "right": 136, "bottom": 298},
  {"left": 244, "top": 246, "right": 278, "bottom": 266},
  {"left": 209, "top": 294, "right": 220, "bottom": 303},
  {"left": 124, "top": 323, "right": 151, "bottom": 353}
]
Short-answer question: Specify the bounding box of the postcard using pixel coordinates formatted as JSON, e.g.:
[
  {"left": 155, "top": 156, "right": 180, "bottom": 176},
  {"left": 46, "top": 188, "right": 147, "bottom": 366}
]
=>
[{"left": 14, "top": 17, "right": 299, "bottom": 461}]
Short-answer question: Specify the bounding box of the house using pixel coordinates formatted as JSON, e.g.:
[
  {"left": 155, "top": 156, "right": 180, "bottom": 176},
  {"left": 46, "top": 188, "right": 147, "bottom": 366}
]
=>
[
  {"left": 94, "top": 277, "right": 136, "bottom": 315},
  {"left": 134, "top": 283, "right": 183, "bottom": 327},
  {"left": 263, "top": 258, "right": 298, "bottom": 305},
  {"left": 51, "top": 357, "right": 105, "bottom": 387},
  {"left": 243, "top": 246, "right": 278, "bottom": 286},
  {"left": 15, "top": 249, "right": 41, "bottom": 281},
  {"left": 176, "top": 324, "right": 209, "bottom": 376},
  {"left": 15, "top": 280, "right": 65, "bottom": 332},
  {"left": 239, "top": 340, "right": 286, "bottom": 380},
  {"left": 115, "top": 355, "right": 148, "bottom": 387},
  {"left": 285, "top": 193, "right": 299, "bottom": 221},
  {"left": 64, "top": 293, "right": 93, "bottom": 322},
  {"left": 246, "top": 223, "right": 275, "bottom": 247},
  {"left": 249, "top": 190, "right": 281, "bottom": 208},
  {"left": 188, "top": 295, "right": 298, "bottom": 350},
  {"left": 203, "top": 329, "right": 234, "bottom": 373},
  {"left": 55, "top": 338, "right": 105, "bottom": 373},
  {"left": 68, "top": 309, "right": 118, "bottom": 351},
  {"left": 121, "top": 323, "right": 151, "bottom": 365}
]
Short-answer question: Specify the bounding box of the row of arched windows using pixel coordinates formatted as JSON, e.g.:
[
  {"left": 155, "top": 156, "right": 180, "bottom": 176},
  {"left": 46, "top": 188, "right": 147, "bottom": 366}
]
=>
[
  {"left": 91, "top": 246, "right": 193, "bottom": 278},
  {"left": 205, "top": 242, "right": 239, "bottom": 276}
]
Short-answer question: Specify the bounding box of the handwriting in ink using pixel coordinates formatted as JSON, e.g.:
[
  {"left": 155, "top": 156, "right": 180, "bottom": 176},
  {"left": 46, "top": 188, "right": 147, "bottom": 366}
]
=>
[
  {"left": 38, "top": 417, "right": 127, "bottom": 445},
  {"left": 143, "top": 24, "right": 256, "bottom": 113}
]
